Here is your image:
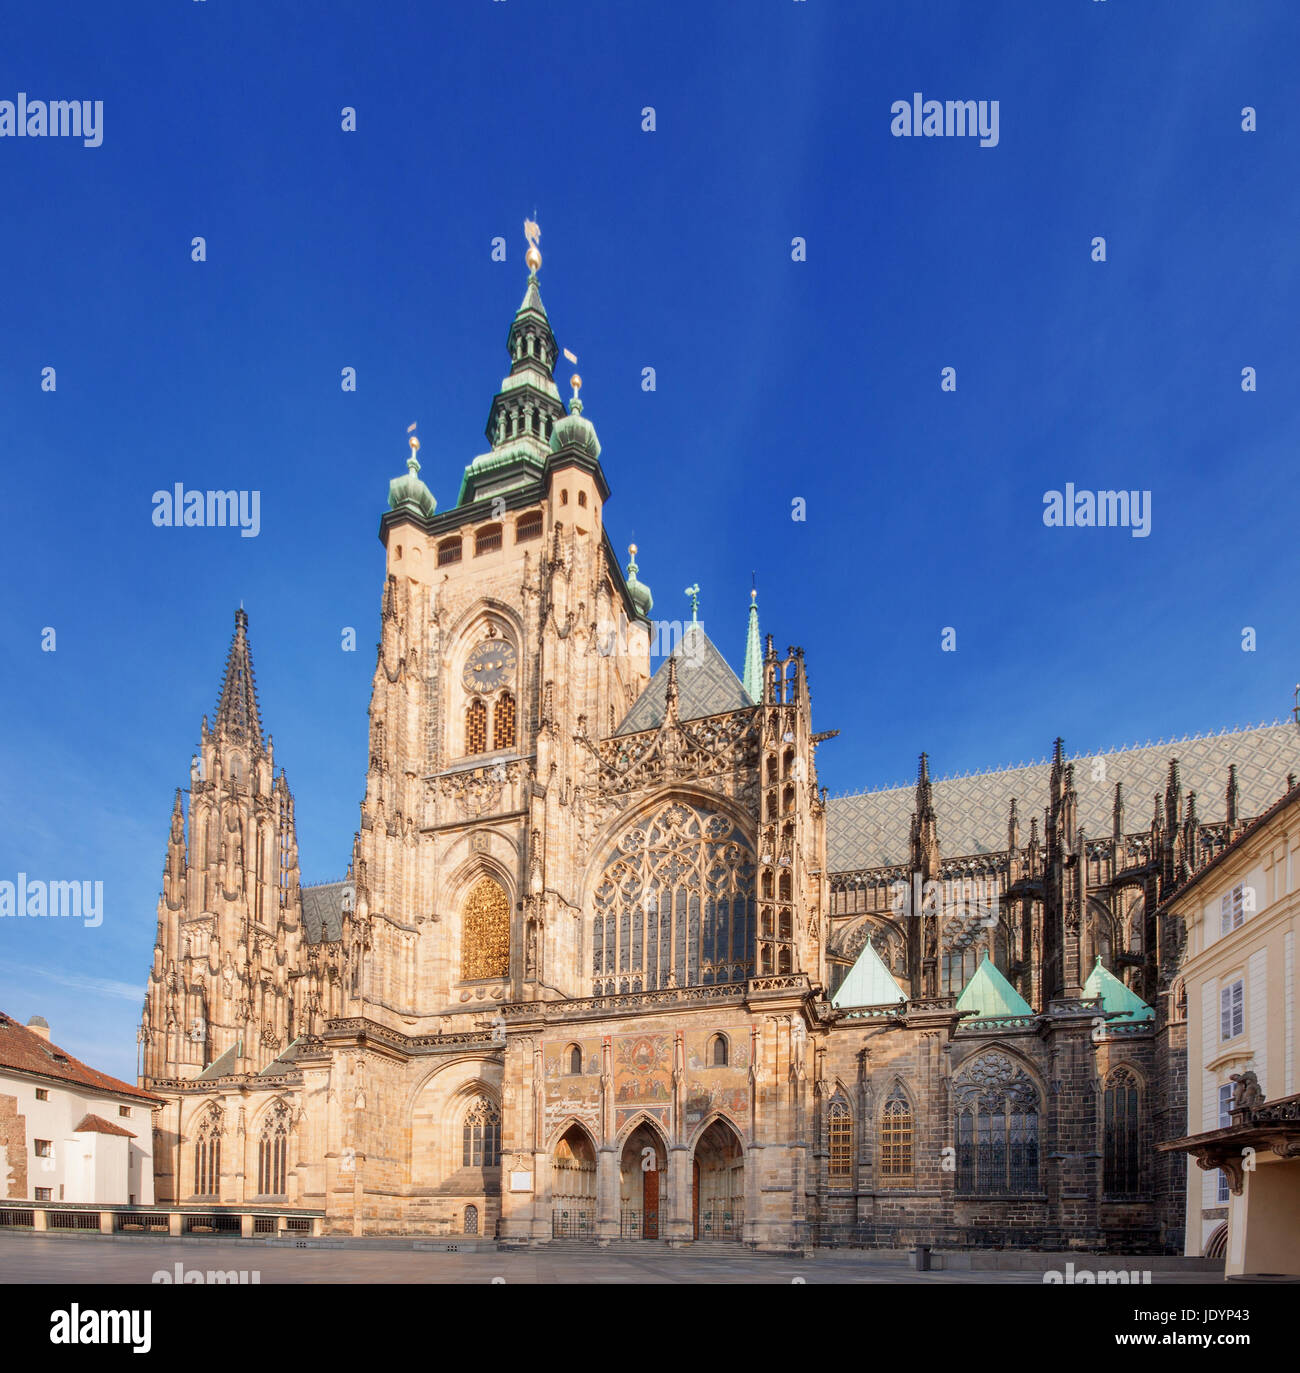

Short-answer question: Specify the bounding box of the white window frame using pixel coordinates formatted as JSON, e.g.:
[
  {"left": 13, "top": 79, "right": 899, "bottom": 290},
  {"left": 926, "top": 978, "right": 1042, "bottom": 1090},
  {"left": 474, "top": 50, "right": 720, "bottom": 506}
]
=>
[
  {"left": 1220, "top": 883, "right": 1248, "bottom": 935},
  {"left": 1216, "top": 1082, "right": 1234, "bottom": 1202},
  {"left": 1220, "top": 979, "right": 1244, "bottom": 1041}
]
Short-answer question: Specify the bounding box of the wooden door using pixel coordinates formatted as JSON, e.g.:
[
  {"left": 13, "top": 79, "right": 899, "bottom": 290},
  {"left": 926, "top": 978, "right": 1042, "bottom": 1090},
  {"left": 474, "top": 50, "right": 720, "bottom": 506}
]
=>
[{"left": 643, "top": 1166, "right": 659, "bottom": 1239}]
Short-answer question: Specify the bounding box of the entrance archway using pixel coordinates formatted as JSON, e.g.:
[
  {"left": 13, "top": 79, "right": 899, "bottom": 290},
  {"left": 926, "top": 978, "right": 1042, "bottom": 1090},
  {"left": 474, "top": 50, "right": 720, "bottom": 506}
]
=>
[
  {"left": 552, "top": 1125, "right": 597, "bottom": 1239},
  {"left": 692, "top": 1118, "right": 744, "bottom": 1240},
  {"left": 619, "top": 1122, "right": 667, "bottom": 1239}
]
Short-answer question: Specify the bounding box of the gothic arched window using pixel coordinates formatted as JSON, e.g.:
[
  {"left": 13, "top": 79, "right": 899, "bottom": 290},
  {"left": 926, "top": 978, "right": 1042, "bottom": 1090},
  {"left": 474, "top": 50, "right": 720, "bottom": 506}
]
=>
[
  {"left": 953, "top": 1052, "right": 1040, "bottom": 1195},
  {"left": 880, "top": 1088, "right": 914, "bottom": 1183},
  {"left": 590, "top": 801, "right": 756, "bottom": 995},
  {"left": 461, "top": 877, "right": 510, "bottom": 981},
  {"left": 465, "top": 698, "right": 488, "bottom": 756},
  {"left": 462, "top": 1097, "right": 501, "bottom": 1168},
  {"left": 567, "top": 1044, "right": 583, "bottom": 1076},
  {"left": 710, "top": 1033, "right": 728, "bottom": 1067},
  {"left": 827, "top": 1094, "right": 853, "bottom": 1184},
  {"left": 492, "top": 691, "right": 516, "bottom": 751},
  {"left": 193, "top": 1108, "right": 221, "bottom": 1198},
  {"left": 257, "top": 1101, "right": 290, "bottom": 1197},
  {"left": 1103, "top": 1068, "right": 1141, "bottom": 1197}
]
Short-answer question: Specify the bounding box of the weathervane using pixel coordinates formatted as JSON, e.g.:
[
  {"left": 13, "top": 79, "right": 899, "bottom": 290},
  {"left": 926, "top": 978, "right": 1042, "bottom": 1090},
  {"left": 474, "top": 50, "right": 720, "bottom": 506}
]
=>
[
  {"left": 684, "top": 583, "right": 700, "bottom": 622},
  {"left": 563, "top": 347, "right": 581, "bottom": 407},
  {"left": 524, "top": 217, "right": 542, "bottom": 274}
]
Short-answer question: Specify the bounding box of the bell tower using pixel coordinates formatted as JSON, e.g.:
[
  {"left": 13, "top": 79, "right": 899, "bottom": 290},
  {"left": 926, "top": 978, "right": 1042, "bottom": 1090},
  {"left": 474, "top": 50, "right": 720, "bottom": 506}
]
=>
[{"left": 351, "top": 222, "right": 653, "bottom": 1029}]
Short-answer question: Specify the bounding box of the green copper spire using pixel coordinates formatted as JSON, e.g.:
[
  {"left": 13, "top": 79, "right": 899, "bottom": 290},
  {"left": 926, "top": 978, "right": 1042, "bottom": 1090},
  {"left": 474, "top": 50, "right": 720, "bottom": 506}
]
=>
[
  {"left": 387, "top": 428, "right": 436, "bottom": 520},
  {"left": 624, "top": 544, "right": 653, "bottom": 619},
  {"left": 1083, "top": 956, "right": 1154, "bottom": 1023},
  {"left": 743, "top": 584, "right": 762, "bottom": 703},
  {"left": 955, "top": 953, "right": 1034, "bottom": 1021}
]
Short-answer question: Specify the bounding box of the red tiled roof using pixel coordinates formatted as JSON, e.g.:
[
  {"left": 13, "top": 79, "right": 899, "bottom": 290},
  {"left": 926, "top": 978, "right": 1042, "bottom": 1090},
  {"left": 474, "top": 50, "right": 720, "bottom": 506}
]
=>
[
  {"left": 73, "top": 1113, "right": 136, "bottom": 1138},
  {"left": 0, "top": 1012, "right": 161, "bottom": 1104}
]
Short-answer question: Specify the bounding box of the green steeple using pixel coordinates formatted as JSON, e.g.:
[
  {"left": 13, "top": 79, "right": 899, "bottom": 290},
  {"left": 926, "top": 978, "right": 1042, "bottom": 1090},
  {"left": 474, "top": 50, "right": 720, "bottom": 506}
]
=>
[
  {"left": 742, "top": 586, "right": 762, "bottom": 704},
  {"left": 832, "top": 935, "right": 908, "bottom": 1009},
  {"left": 388, "top": 432, "right": 437, "bottom": 520},
  {"left": 955, "top": 953, "right": 1034, "bottom": 1020},
  {"left": 1083, "top": 957, "right": 1154, "bottom": 1023},
  {"left": 624, "top": 544, "right": 653, "bottom": 619},
  {"left": 457, "top": 253, "right": 567, "bottom": 507}
]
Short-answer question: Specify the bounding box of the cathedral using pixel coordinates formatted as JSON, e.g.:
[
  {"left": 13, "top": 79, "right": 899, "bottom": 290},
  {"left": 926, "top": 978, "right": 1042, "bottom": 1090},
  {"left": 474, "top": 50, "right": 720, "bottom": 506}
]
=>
[{"left": 138, "top": 235, "right": 1300, "bottom": 1252}]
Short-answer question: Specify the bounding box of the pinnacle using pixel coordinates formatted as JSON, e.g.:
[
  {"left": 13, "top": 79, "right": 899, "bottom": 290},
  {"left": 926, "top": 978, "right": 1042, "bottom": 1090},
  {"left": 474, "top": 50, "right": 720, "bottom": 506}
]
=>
[{"left": 213, "top": 607, "right": 265, "bottom": 752}]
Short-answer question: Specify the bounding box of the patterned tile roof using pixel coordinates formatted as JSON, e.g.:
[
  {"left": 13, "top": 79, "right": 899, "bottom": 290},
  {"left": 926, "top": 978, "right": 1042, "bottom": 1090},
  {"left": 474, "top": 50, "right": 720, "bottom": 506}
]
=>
[
  {"left": 301, "top": 881, "right": 350, "bottom": 943},
  {"left": 0, "top": 1012, "right": 161, "bottom": 1104},
  {"left": 826, "top": 722, "right": 1300, "bottom": 872},
  {"left": 615, "top": 622, "right": 753, "bottom": 736}
]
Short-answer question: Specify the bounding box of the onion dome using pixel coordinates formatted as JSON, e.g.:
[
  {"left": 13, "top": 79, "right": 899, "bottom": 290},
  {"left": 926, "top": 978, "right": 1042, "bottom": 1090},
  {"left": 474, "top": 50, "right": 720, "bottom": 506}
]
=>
[
  {"left": 388, "top": 434, "right": 436, "bottom": 519},
  {"left": 625, "top": 544, "right": 653, "bottom": 618},
  {"left": 549, "top": 391, "right": 601, "bottom": 461}
]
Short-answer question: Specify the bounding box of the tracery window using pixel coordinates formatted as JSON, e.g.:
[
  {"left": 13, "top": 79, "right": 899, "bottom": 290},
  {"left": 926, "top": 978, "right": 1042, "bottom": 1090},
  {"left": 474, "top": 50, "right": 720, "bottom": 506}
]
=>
[
  {"left": 827, "top": 1094, "right": 853, "bottom": 1184},
  {"left": 462, "top": 1097, "right": 501, "bottom": 1168},
  {"left": 465, "top": 698, "right": 488, "bottom": 755},
  {"left": 193, "top": 1109, "right": 221, "bottom": 1198},
  {"left": 461, "top": 877, "right": 510, "bottom": 981},
  {"left": 879, "top": 1089, "right": 914, "bottom": 1183},
  {"left": 1103, "top": 1068, "right": 1141, "bottom": 1197},
  {"left": 953, "top": 1052, "right": 1040, "bottom": 1195},
  {"left": 492, "top": 691, "right": 516, "bottom": 751},
  {"left": 257, "top": 1101, "right": 290, "bottom": 1197},
  {"left": 590, "top": 801, "right": 756, "bottom": 995}
]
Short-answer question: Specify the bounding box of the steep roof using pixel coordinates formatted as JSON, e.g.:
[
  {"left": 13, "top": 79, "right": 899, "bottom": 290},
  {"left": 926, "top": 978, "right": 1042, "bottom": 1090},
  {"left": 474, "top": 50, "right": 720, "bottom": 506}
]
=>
[
  {"left": 197, "top": 1042, "right": 240, "bottom": 1080},
  {"left": 1083, "top": 957, "right": 1154, "bottom": 1023},
  {"left": 826, "top": 722, "right": 1300, "bottom": 871},
  {"left": 831, "top": 937, "right": 908, "bottom": 1009},
  {"left": 302, "top": 881, "right": 350, "bottom": 943},
  {"left": 0, "top": 1012, "right": 160, "bottom": 1104},
  {"left": 615, "top": 622, "right": 753, "bottom": 736},
  {"left": 955, "top": 955, "right": 1034, "bottom": 1020}
]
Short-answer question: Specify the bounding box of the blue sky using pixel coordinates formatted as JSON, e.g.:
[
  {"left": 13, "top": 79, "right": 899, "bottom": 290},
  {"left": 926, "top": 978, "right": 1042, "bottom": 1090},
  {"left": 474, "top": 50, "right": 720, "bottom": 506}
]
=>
[{"left": 1, "top": 1, "right": 1297, "bottom": 1080}]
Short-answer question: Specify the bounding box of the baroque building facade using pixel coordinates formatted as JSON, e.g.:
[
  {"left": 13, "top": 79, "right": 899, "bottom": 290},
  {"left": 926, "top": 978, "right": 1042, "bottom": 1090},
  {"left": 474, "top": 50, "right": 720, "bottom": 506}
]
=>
[{"left": 138, "top": 248, "right": 1300, "bottom": 1251}]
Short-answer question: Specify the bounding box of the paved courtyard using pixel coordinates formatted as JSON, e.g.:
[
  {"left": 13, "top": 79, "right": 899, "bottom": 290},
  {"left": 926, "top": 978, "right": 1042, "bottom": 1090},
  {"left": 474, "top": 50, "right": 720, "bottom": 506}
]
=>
[{"left": 0, "top": 1233, "right": 1223, "bottom": 1284}]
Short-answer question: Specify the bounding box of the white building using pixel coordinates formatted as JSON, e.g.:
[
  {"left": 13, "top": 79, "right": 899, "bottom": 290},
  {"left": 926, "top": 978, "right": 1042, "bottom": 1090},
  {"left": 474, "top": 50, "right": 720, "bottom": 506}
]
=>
[{"left": 0, "top": 1011, "right": 161, "bottom": 1207}]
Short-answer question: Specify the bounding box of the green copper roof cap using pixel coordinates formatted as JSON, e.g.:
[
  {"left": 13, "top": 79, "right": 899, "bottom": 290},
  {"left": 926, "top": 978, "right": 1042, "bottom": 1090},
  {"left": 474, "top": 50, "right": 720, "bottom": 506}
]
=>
[
  {"left": 955, "top": 953, "right": 1033, "bottom": 1019},
  {"left": 388, "top": 450, "right": 437, "bottom": 520},
  {"left": 742, "top": 586, "right": 762, "bottom": 704},
  {"left": 549, "top": 393, "right": 601, "bottom": 461},
  {"left": 832, "top": 935, "right": 908, "bottom": 1009},
  {"left": 1083, "top": 956, "right": 1154, "bottom": 1023},
  {"left": 625, "top": 544, "right": 653, "bottom": 618}
]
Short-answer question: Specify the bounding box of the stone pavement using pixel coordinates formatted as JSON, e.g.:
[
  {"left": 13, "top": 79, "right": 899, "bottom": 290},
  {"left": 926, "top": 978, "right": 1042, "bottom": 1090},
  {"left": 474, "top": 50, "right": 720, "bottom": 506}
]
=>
[{"left": 0, "top": 1233, "right": 1223, "bottom": 1284}]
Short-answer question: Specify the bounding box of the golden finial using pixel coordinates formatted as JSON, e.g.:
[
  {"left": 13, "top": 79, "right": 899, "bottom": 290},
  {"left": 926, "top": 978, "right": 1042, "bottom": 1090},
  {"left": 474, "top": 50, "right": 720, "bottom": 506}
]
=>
[
  {"left": 629, "top": 543, "right": 637, "bottom": 557},
  {"left": 406, "top": 422, "right": 420, "bottom": 471},
  {"left": 563, "top": 347, "right": 581, "bottom": 403},
  {"left": 524, "top": 218, "right": 542, "bottom": 274}
]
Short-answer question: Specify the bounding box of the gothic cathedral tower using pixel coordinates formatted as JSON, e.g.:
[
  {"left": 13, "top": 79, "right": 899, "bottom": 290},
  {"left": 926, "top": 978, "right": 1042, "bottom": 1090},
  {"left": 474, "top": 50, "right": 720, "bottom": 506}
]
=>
[{"left": 352, "top": 256, "right": 654, "bottom": 1031}]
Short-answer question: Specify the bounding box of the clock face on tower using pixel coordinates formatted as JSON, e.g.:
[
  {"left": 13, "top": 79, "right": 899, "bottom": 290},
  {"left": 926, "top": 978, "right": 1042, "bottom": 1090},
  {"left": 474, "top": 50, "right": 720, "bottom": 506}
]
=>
[{"left": 462, "top": 639, "right": 516, "bottom": 693}]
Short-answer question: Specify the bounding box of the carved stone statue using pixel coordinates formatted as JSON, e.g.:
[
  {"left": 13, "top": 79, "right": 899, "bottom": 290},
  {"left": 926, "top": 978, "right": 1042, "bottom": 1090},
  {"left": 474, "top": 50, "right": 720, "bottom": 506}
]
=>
[{"left": 1229, "top": 1070, "right": 1264, "bottom": 1112}]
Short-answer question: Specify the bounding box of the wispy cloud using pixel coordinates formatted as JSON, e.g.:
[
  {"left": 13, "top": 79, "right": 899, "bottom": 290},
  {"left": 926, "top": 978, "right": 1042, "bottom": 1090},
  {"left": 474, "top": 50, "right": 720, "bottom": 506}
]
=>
[{"left": 0, "top": 960, "right": 141, "bottom": 1003}]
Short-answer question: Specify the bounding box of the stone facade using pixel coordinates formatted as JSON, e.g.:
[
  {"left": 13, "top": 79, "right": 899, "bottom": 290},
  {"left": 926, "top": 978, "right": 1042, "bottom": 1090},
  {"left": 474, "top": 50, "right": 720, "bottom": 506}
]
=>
[{"left": 138, "top": 259, "right": 1300, "bottom": 1251}]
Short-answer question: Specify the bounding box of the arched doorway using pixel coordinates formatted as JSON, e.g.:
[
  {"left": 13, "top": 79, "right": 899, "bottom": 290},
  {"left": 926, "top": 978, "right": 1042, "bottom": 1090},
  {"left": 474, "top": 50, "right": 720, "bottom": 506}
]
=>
[
  {"left": 552, "top": 1125, "right": 597, "bottom": 1239},
  {"left": 692, "top": 1118, "right": 744, "bottom": 1240},
  {"left": 620, "top": 1122, "right": 667, "bottom": 1239}
]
